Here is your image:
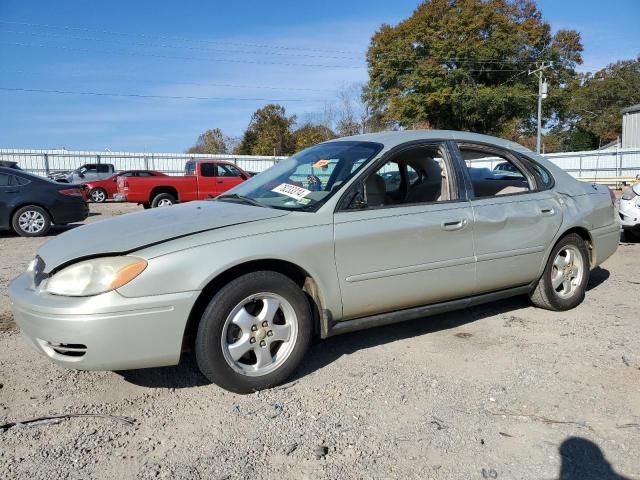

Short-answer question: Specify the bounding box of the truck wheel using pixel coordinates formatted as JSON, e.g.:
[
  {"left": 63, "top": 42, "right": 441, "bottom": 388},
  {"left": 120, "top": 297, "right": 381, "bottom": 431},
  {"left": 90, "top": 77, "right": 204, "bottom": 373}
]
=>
[
  {"left": 195, "top": 271, "right": 313, "bottom": 393},
  {"left": 529, "top": 234, "right": 590, "bottom": 311},
  {"left": 151, "top": 193, "right": 176, "bottom": 208},
  {"left": 89, "top": 188, "right": 107, "bottom": 203},
  {"left": 12, "top": 205, "right": 52, "bottom": 237}
]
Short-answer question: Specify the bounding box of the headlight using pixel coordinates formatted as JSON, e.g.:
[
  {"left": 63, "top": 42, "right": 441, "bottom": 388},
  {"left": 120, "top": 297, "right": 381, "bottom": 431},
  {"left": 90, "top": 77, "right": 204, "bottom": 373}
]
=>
[{"left": 44, "top": 256, "right": 147, "bottom": 297}]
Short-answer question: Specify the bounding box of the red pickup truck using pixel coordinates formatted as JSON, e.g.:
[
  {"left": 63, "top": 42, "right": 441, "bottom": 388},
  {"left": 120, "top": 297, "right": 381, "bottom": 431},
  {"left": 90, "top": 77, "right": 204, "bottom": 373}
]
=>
[{"left": 115, "top": 159, "right": 251, "bottom": 208}]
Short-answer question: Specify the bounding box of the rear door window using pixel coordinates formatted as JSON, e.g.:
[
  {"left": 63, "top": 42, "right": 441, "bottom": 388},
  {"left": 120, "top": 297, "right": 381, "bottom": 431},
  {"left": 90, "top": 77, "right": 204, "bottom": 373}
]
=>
[{"left": 0, "top": 174, "right": 10, "bottom": 186}]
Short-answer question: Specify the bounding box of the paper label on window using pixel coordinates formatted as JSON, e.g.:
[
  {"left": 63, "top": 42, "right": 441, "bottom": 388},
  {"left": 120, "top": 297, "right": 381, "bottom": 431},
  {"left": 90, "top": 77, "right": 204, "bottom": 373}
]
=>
[
  {"left": 271, "top": 183, "right": 311, "bottom": 200},
  {"left": 312, "top": 159, "right": 332, "bottom": 168}
]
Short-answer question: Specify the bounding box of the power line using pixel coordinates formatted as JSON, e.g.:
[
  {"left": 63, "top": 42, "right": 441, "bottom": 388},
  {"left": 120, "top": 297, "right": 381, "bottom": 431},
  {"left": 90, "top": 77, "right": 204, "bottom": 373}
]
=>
[
  {"left": 0, "top": 29, "right": 361, "bottom": 61},
  {"left": 0, "top": 86, "right": 326, "bottom": 102},
  {"left": 2, "top": 41, "right": 364, "bottom": 69},
  {"left": 6, "top": 70, "right": 337, "bottom": 93},
  {"left": 0, "top": 20, "right": 365, "bottom": 56},
  {"left": 0, "top": 21, "right": 574, "bottom": 67}
]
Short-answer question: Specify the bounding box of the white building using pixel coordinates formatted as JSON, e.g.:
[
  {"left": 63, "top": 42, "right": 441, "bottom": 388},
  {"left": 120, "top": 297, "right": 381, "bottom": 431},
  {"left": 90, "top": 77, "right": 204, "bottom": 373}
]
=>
[{"left": 622, "top": 104, "right": 640, "bottom": 148}]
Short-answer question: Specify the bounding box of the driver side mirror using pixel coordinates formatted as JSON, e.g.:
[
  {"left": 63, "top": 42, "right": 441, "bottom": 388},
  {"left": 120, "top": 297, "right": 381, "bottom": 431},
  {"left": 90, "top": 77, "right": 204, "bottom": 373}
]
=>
[{"left": 340, "top": 181, "right": 368, "bottom": 210}]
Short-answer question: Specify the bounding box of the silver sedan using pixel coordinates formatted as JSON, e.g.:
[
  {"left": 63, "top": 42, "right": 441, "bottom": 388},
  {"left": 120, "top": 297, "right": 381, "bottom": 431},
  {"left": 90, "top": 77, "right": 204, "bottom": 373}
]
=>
[{"left": 9, "top": 131, "right": 620, "bottom": 393}]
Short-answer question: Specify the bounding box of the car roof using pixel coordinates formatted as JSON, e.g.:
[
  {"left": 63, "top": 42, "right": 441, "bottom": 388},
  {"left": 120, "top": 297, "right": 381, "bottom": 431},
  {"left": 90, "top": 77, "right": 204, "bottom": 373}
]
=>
[{"left": 331, "top": 130, "right": 534, "bottom": 156}]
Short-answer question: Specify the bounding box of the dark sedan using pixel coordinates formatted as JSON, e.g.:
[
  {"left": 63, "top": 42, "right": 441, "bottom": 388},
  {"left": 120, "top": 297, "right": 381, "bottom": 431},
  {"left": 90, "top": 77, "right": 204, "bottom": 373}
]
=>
[{"left": 0, "top": 167, "right": 89, "bottom": 237}]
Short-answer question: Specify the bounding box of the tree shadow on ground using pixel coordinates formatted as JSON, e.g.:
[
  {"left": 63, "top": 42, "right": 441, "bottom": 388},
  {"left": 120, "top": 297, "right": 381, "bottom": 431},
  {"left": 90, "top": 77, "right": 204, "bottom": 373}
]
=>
[{"left": 559, "top": 437, "right": 631, "bottom": 480}]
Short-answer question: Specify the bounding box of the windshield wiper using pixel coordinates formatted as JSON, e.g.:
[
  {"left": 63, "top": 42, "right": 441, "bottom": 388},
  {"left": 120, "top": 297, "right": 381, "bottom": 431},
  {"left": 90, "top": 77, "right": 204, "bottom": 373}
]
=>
[{"left": 217, "top": 193, "right": 266, "bottom": 208}]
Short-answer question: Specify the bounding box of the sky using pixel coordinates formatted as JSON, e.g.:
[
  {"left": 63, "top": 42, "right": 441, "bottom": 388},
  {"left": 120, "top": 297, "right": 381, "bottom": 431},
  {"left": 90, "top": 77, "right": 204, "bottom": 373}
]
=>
[{"left": 0, "top": 0, "right": 638, "bottom": 152}]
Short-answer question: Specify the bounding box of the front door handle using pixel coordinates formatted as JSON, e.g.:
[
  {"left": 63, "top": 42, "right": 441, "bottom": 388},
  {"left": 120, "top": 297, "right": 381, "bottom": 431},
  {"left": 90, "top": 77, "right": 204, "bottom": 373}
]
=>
[
  {"left": 216, "top": 180, "right": 224, "bottom": 184},
  {"left": 540, "top": 207, "right": 555, "bottom": 216},
  {"left": 441, "top": 218, "right": 467, "bottom": 231}
]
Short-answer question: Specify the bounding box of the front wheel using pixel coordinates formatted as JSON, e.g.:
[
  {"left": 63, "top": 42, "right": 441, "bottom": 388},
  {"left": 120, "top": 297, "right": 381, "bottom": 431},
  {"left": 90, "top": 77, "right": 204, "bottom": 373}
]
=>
[
  {"left": 89, "top": 187, "right": 107, "bottom": 203},
  {"left": 11, "top": 205, "right": 52, "bottom": 237},
  {"left": 195, "top": 271, "right": 312, "bottom": 393},
  {"left": 529, "top": 233, "right": 590, "bottom": 311}
]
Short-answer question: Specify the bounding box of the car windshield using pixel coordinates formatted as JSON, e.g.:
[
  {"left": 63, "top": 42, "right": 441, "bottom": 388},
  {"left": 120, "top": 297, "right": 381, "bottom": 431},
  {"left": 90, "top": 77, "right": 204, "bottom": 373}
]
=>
[{"left": 218, "top": 141, "right": 382, "bottom": 211}]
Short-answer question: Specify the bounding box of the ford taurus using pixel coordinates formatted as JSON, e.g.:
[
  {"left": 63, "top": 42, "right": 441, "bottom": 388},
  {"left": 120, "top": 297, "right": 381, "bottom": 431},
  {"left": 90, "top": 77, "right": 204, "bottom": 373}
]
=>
[{"left": 9, "top": 131, "right": 620, "bottom": 393}]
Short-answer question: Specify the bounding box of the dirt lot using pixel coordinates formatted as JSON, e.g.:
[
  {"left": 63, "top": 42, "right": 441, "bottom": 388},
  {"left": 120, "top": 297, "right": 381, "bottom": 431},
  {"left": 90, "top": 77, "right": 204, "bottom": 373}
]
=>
[{"left": 1, "top": 203, "right": 639, "bottom": 479}]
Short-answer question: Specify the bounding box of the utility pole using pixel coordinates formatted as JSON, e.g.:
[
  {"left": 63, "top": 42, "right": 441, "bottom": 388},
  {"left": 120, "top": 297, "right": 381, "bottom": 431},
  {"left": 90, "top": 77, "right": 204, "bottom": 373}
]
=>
[{"left": 529, "top": 61, "right": 552, "bottom": 153}]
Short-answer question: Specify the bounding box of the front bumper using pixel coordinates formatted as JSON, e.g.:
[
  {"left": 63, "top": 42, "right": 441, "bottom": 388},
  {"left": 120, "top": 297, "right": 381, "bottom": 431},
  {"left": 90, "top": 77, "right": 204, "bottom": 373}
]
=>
[{"left": 8, "top": 272, "right": 199, "bottom": 371}]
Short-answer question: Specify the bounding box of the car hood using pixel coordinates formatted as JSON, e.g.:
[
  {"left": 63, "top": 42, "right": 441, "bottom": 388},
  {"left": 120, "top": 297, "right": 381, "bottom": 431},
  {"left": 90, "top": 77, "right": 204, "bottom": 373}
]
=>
[{"left": 38, "top": 200, "right": 290, "bottom": 272}]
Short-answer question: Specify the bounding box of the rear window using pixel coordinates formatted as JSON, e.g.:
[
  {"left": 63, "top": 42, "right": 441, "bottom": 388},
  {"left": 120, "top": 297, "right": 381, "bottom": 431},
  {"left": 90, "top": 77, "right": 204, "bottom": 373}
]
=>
[{"left": 185, "top": 162, "right": 196, "bottom": 176}]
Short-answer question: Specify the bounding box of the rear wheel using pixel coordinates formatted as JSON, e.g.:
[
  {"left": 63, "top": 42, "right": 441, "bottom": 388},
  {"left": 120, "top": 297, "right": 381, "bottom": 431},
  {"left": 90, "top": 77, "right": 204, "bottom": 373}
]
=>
[
  {"left": 151, "top": 193, "right": 176, "bottom": 208},
  {"left": 89, "top": 187, "right": 107, "bottom": 203},
  {"left": 11, "top": 205, "right": 52, "bottom": 237},
  {"left": 195, "top": 271, "right": 312, "bottom": 393},
  {"left": 529, "top": 233, "right": 590, "bottom": 311}
]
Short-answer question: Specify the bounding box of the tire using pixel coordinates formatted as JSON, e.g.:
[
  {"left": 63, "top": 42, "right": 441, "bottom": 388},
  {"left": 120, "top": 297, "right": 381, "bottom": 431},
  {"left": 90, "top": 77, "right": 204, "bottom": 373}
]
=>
[
  {"left": 195, "top": 271, "right": 313, "bottom": 393},
  {"left": 151, "top": 193, "right": 176, "bottom": 208},
  {"left": 529, "top": 233, "right": 590, "bottom": 311},
  {"left": 89, "top": 187, "right": 108, "bottom": 203},
  {"left": 11, "top": 205, "right": 52, "bottom": 237}
]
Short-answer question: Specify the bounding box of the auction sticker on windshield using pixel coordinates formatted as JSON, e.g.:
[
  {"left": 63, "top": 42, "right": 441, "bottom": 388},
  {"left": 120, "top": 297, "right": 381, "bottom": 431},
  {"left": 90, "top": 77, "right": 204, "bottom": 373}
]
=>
[{"left": 272, "top": 183, "right": 311, "bottom": 201}]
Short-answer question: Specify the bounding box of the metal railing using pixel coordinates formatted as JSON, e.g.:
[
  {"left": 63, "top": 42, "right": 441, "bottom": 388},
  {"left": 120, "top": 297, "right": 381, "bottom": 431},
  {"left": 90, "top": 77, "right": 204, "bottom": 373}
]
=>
[
  {"left": 2, "top": 147, "right": 640, "bottom": 186},
  {"left": 0, "top": 149, "right": 288, "bottom": 177}
]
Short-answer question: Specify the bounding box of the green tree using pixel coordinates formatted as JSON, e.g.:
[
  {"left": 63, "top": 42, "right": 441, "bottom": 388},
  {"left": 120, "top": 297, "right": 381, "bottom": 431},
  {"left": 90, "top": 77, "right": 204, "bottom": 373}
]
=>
[
  {"left": 569, "top": 58, "right": 640, "bottom": 145},
  {"left": 363, "top": 0, "right": 583, "bottom": 135},
  {"left": 234, "top": 104, "right": 296, "bottom": 155},
  {"left": 186, "top": 128, "right": 228, "bottom": 154},
  {"left": 292, "top": 123, "right": 336, "bottom": 151}
]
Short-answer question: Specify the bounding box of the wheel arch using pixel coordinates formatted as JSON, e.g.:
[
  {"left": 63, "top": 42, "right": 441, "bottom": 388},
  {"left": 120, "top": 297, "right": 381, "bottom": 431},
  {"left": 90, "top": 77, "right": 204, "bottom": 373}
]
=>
[
  {"left": 10, "top": 202, "right": 55, "bottom": 225},
  {"left": 181, "top": 258, "right": 325, "bottom": 352},
  {"left": 150, "top": 186, "right": 179, "bottom": 202}
]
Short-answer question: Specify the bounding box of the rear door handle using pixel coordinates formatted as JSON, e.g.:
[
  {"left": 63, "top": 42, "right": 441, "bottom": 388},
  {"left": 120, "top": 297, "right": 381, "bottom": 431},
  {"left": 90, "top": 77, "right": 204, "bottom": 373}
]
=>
[{"left": 441, "top": 218, "right": 467, "bottom": 231}]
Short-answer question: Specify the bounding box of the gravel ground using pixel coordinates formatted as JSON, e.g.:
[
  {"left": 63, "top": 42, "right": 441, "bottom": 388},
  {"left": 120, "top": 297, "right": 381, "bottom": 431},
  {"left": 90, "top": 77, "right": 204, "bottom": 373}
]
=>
[{"left": 1, "top": 203, "right": 639, "bottom": 479}]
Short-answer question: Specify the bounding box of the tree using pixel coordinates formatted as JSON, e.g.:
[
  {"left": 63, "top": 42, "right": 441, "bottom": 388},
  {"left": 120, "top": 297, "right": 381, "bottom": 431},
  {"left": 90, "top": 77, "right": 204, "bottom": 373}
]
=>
[
  {"left": 292, "top": 123, "right": 336, "bottom": 151},
  {"left": 363, "top": 0, "right": 583, "bottom": 135},
  {"left": 568, "top": 58, "right": 640, "bottom": 145},
  {"left": 234, "top": 104, "right": 296, "bottom": 156},
  {"left": 186, "top": 128, "right": 228, "bottom": 154}
]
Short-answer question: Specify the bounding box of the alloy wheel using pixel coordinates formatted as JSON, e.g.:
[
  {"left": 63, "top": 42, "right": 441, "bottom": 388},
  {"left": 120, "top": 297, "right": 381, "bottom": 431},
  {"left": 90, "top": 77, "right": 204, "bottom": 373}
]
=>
[
  {"left": 551, "top": 245, "right": 584, "bottom": 298},
  {"left": 18, "top": 210, "right": 46, "bottom": 234},
  {"left": 221, "top": 293, "right": 298, "bottom": 377}
]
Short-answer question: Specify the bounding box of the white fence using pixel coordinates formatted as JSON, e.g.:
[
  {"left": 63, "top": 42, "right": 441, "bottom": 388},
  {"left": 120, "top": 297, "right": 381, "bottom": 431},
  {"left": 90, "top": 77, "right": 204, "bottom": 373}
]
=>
[
  {"left": 0, "top": 149, "right": 288, "bottom": 176},
  {"left": 2, "top": 147, "right": 640, "bottom": 185}
]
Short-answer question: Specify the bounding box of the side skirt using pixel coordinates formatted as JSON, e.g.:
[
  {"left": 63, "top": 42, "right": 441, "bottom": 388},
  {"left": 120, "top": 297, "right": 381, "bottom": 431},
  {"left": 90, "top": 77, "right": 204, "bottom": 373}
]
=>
[{"left": 325, "top": 283, "right": 535, "bottom": 338}]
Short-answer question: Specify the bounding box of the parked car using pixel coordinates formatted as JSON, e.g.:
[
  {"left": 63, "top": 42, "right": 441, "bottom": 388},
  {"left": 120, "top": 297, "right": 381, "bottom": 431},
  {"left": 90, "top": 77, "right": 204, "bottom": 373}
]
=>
[
  {"left": 83, "top": 170, "right": 167, "bottom": 203},
  {"left": 618, "top": 183, "right": 640, "bottom": 238},
  {"left": 0, "top": 167, "right": 88, "bottom": 237},
  {"left": 48, "top": 163, "right": 115, "bottom": 184},
  {"left": 9, "top": 131, "right": 620, "bottom": 393},
  {"left": 0, "top": 160, "right": 21, "bottom": 170},
  {"left": 114, "top": 160, "right": 250, "bottom": 208}
]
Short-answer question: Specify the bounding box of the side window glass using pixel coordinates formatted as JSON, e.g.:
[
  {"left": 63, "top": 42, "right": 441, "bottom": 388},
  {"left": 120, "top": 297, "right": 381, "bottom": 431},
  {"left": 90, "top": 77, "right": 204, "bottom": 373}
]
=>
[
  {"left": 137, "top": 171, "right": 153, "bottom": 177},
  {"left": 121, "top": 172, "right": 135, "bottom": 177},
  {"left": 0, "top": 174, "right": 10, "bottom": 186},
  {"left": 530, "top": 162, "right": 553, "bottom": 189},
  {"left": 97, "top": 165, "right": 111, "bottom": 173},
  {"left": 359, "top": 143, "right": 451, "bottom": 208},
  {"left": 458, "top": 144, "right": 532, "bottom": 198},
  {"left": 200, "top": 163, "right": 217, "bottom": 177},
  {"left": 220, "top": 165, "right": 242, "bottom": 177}
]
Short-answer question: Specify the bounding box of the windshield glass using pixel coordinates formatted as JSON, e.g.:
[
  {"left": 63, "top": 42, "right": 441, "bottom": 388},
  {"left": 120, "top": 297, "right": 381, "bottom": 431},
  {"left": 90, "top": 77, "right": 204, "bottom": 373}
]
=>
[{"left": 219, "top": 141, "right": 382, "bottom": 210}]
